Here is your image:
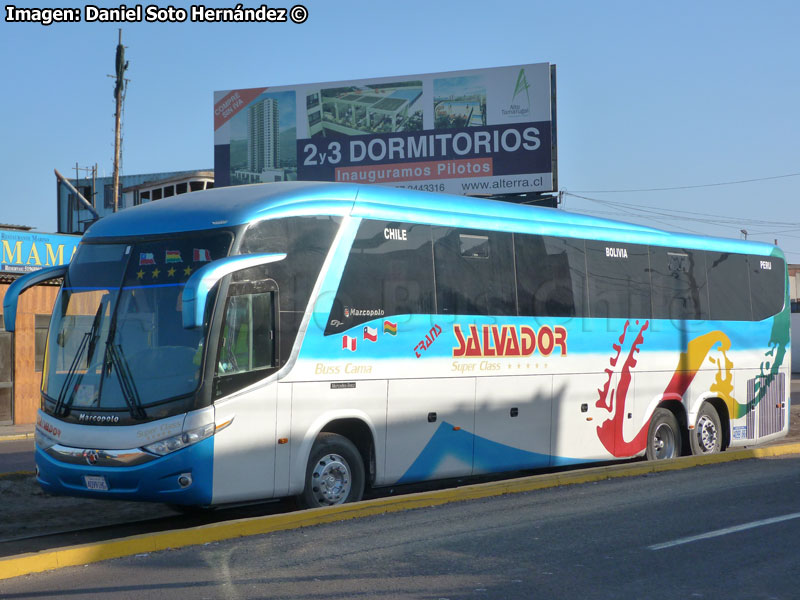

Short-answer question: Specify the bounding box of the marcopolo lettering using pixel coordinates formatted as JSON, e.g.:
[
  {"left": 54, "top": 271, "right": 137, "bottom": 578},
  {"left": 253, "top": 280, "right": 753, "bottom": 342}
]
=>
[{"left": 78, "top": 413, "right": 121, "bottom": 424}]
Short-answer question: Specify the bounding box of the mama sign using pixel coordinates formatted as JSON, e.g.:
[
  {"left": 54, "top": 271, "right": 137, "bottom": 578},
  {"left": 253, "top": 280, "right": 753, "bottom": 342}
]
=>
[{"left": 1, "top": 230, "right": 80, "bottom": 274}]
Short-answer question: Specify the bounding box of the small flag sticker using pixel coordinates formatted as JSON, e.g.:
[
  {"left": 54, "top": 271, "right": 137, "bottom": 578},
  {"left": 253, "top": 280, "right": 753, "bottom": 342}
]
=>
[
  {"left": 363, "top": 326, "right": 378, "bottom": 342},
  {"left": 139, "top": 253, "right": 155, "bottom": 266},
  {"left": 383, "top": 320, "right": 397, "bottom": 335},
  {"left": 165, "top": 250, "right": 182, "bottom": 263},
  {"left": 342, "top": 335, "right": 357, "bottom": 351},
  {"left": 193, "top": 248, "right": 211, "bottom": 262}
]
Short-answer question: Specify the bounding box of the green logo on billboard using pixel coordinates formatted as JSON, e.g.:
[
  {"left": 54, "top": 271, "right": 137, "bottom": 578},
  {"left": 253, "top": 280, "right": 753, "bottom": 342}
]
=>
[
  {"left": 512, "top": 68, "right": 531, "bottom": 107},
  {"left": 502, "top": 68, "right": 531, "bottom": 118}
]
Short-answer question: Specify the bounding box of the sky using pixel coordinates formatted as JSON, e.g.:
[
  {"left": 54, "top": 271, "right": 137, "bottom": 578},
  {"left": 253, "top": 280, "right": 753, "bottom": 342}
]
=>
[{"left": 1, "top": 0, "right": 798, "bottom": 261}]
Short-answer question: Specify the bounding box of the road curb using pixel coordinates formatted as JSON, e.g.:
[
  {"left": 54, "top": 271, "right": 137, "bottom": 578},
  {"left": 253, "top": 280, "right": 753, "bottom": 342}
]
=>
[
  {"left": 2, "top": 441, "right": 800, "bottom": 581},
  {"left": 0, "top": 433, "right": 35, "bottom": 442}
]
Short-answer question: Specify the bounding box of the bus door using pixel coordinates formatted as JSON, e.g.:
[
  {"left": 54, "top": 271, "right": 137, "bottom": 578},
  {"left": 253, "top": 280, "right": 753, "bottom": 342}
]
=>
[{"left": 210, "top": 278, "right": 280, "bottom": 504}]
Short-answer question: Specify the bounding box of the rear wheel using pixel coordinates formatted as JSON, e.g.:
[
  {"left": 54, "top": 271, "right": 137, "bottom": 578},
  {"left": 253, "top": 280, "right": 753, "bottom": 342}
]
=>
[
  {"left": 646, "top": 408, "right": 681, "bottom": 461},
  {"left": 299, "top": 433, "right": 365, "bottom": 508},
  {"left": 690, "top": 403, "right": 723, "bottom": 455}
]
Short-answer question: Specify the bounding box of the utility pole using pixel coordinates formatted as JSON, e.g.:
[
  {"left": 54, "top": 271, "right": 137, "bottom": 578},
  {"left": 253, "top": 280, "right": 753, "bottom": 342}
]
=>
[{"left": 112, "top": 29, "right": 128, "bottom": 213}]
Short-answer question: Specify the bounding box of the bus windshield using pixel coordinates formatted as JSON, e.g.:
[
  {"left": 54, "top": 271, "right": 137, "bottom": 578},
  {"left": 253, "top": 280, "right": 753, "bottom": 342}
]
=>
[{"left": 43, "top": 232, "right": 232, "bottom": 417}]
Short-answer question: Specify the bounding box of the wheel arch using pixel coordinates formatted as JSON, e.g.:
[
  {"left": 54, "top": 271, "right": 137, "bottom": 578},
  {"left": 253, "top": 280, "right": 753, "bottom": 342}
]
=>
[
  {"left": 652, "top": 398, "right": 687, "bottom": 457},
  {"left": 655, "top": 398, "right": 687, "bottom": 430},
  {"left": 700, "top": 397, "right": 730, "bottom": 451},
  {"left": 291, "top": 411, "right": 377, "bottom": 495},
  {"left": 320, "top": 417, "right": 376, "bottom": 483}
]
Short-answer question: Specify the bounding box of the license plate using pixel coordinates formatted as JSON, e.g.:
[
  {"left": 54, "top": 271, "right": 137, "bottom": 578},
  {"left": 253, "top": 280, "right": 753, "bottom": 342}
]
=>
[{"left": 84, "top": 475, "right": 109, "bottom": 491}]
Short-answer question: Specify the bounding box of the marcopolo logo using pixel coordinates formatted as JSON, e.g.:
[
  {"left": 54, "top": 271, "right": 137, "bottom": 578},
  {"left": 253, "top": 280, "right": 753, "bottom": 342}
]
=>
[
  {"left": 78, "top": 413, "right": 120, "bottom": 424},
  {"left": 502, "top": 68, "right": 532, "bottom": 119}
]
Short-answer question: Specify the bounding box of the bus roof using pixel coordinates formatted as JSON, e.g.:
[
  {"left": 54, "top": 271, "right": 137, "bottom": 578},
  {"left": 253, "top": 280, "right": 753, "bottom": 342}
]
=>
[{"left": 83, "top": 181, "right": 781, "bottom": 257}]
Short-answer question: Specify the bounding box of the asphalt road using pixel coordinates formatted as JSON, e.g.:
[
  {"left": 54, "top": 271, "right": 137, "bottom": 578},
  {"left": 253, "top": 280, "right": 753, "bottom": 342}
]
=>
[
  {"left": 0, "top": 440, "right": 34, "bottom": 473},
  {"left": 2, "top": 455, "right": 800, "bottom": 599}
]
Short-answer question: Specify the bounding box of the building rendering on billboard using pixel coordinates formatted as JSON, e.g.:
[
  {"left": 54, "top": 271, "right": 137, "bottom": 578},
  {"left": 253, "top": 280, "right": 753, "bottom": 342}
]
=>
[{"left": 214, "top": 63, "right": 556, "bottom": 196}]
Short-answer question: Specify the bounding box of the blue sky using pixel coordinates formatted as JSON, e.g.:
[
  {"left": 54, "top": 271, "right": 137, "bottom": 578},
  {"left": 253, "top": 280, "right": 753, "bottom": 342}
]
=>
[{"left": 1, "top": 1, "right": 798, "bottom": 260}]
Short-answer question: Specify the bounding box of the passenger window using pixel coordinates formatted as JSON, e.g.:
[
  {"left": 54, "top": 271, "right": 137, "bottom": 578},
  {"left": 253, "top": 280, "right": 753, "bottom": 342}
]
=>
[
  {"left": 586, "top": 241, "right": 651, "bottom": 319},
  {"left": 749, "top": 255, "right": 785, "bottom": 320},
  {"left": 649, "top": 247, "right": 709, "bottom": 320},
  {"left": 241, "top": 216, "right": 340, "bottom": 361},
  {"left": 707, "top": 252, "right": 752, "bottom": 321},
  {"left": 515, "top": 234, "right": 586, "bottom": 317},
  {"left": 326, "top": 220, "right": 435, "bottom": 334},
  {"left": 434, "top": 227, "right": 516, "bottom": 316},
  {"left": 240, "top": 216, "right": 341, "bottom": 313}
]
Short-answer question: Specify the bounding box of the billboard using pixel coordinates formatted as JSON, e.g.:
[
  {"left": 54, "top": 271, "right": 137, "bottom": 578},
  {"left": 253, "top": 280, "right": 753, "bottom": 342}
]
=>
[
  {"left": 1, "top": 230, "right": 80, "bottom": 274},
  {"left": 214, "top": 63, "right": 556, "bottom": 197}
]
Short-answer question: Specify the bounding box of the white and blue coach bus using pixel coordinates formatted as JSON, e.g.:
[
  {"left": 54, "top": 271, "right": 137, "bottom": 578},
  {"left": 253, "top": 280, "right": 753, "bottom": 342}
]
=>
[{"left": 4, "top": 182, "right": 791, "bottom": 507}]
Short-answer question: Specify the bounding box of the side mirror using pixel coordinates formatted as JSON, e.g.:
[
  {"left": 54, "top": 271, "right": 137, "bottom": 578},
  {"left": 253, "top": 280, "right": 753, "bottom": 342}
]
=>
[
  {"left": 181, "top": 253, "right": 286, "bottom": 329},
  {"left": 3, "top": 265, "right": 68, "bottom": 332}
]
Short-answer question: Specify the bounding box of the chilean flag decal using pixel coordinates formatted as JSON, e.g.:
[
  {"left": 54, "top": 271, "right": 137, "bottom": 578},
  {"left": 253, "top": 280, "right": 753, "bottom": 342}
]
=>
[
  {"left": 363, "top": 326, "right": 378, "bottom": 342},
  {"left": 342, "top": 335, "right": 357, "bottom": 351}
]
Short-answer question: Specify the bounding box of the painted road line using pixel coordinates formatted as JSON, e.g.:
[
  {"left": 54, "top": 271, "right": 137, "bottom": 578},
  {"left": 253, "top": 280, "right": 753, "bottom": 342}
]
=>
[
  {"left": 649, "top": 511, "right": 800, "bottom": 550},
  {"left": 2, "top": 442, "right": 800, "bottom": 581}
]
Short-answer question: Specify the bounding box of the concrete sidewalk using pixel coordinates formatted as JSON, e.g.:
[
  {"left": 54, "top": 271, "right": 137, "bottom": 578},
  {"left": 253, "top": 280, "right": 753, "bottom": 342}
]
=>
[
  {"left": 2, "top": 374, "right": 799, "bottom": 442},
  {"left": 0, "top": 423, "right": 34, "bottom": 441}
]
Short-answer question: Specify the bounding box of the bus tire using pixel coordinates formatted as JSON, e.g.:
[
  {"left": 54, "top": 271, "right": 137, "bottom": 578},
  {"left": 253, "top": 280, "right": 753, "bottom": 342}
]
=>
[
  {"left": 646, "top": 408, "right": 681, "bottom": 461},
  {"left": 299, "top": 433, "right": 365, "bottom": 508},
  {"left": 690, "top": 403, "right": 722, "bottom": 455}
]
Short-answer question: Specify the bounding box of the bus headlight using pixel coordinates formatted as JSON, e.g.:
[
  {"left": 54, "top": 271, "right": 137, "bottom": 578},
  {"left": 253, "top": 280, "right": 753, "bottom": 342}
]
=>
[{"left": 142, "top": 423, "right": 215, "bottom": 456}]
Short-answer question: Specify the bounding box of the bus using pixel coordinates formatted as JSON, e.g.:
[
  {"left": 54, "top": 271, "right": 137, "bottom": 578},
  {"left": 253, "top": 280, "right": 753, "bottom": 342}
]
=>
[{"left": 4, "top": 181, "right": 791, "bottom": 508}]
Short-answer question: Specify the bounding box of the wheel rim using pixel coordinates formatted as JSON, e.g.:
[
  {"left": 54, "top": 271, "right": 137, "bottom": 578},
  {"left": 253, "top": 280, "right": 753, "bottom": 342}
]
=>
[
  {"left": 310, "top": 453, "right": 352, "bottom": 505},
  {"left": 696, "top": 415, "right": 718, "bottom": 453},
  {"left": 652, "top": 423, "right": 676, "bottom": 459}
]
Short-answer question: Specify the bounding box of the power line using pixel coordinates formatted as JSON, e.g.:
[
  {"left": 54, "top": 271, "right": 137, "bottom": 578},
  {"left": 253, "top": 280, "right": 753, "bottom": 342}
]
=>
[
  {"left": 562, "top": 192, "right": 800, "bottom": 230},
  {"left": 568, "top": 172, "right": 800, "bottom": 193}
]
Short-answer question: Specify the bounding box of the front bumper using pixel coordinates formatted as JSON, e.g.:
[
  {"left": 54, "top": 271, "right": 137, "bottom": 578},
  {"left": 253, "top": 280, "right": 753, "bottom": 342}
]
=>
[{"left": 35, "top": 436, "right": 214, "bottom": 506}]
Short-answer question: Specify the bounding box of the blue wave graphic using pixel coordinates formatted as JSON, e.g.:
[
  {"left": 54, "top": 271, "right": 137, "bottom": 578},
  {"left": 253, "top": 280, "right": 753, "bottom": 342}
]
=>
[{"left": 398, "top": 421, "right": 551, "bottom": 484}]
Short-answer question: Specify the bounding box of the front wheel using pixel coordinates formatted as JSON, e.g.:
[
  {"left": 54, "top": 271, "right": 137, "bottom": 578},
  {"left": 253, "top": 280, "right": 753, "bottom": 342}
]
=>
[
  {"left": 690, "top": 403, "right": 723, "bottom": 455},
  {"left": 299, "top": 433, "right": 365, "bottom": 508},
  {"left": 646, "top": 408, "right": 681, "bottom": 461}
]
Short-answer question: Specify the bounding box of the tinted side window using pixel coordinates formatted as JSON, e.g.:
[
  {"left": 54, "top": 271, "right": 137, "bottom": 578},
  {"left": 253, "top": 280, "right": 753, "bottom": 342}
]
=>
[
  {"left": 515, "top": 234, "right": 586, "bottom": 317},
  {"left": 586, "top": 241, "right": 651, "bottom": 319},
  {"left": 649, "top": 247, "right": 709, "bottom": 320},
  {"left": 434, "top": 228, "right": 516, "bottom": 316},
  {"left": 749, "top": 255, "right": 785, "bottom": 320},
  {"left": 707, "top": 252, "right": 752, "bottom": 321},
  {"left": 240, "top": 216, "right": 341, "bottom": 312},
  {"left": 326, "top": 220, "right": 435, "bottom": 334}
]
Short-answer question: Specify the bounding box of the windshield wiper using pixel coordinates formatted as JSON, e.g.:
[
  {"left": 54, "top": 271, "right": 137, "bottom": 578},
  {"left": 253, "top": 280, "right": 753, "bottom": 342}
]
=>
[
  {"left": 106, "top": 344, "right": 147, "bottom": 420},
  {"left": 53, "top": 299, "right": 107, "bottom": 417},
  {"left": 53, "top": 331, "right": 90, "bottom": 416}
]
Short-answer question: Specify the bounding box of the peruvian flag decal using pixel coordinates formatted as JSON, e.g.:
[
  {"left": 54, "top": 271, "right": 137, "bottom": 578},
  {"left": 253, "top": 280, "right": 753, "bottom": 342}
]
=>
[{"left": 342, "top": 335, "right": 357, "bottom": 351}]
